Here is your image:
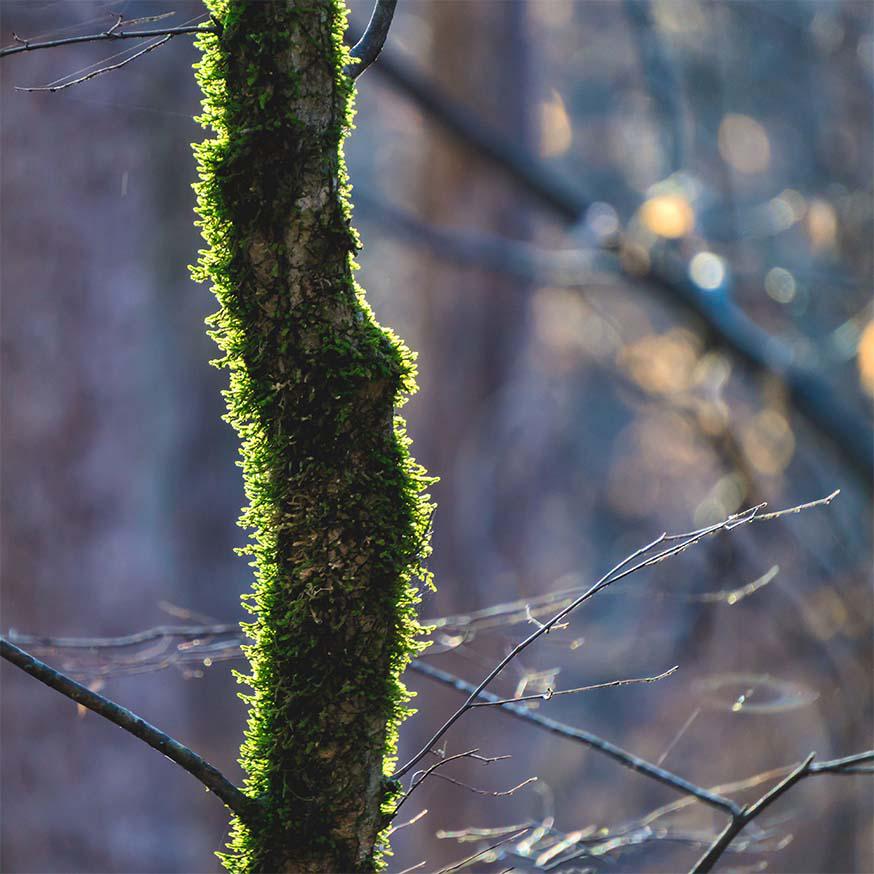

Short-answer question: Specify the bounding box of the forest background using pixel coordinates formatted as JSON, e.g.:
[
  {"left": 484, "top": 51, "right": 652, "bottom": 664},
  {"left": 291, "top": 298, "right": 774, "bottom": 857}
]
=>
[{"left": 1, "top": 1, "right": 872, "bottom": 872}]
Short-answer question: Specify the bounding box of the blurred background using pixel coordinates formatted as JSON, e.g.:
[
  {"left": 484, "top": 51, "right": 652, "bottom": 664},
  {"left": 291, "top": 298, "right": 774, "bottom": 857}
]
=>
[{"left": 1, "top": 1, "right": 872, "bottom": 872}]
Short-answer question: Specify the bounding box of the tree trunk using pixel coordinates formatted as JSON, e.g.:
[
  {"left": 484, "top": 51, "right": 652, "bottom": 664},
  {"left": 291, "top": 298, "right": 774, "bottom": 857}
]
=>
[{"left": 193, "top": 2, "right": 432, "bottom": 871}]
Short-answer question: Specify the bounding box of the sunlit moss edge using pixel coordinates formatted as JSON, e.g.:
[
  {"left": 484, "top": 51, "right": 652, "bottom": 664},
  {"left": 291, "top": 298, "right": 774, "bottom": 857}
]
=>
[{"left": 191, "top": 2, "right": 434, "bottom": 869}]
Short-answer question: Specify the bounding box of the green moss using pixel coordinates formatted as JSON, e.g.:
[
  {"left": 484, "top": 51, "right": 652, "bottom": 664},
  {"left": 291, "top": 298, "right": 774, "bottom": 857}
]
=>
[{"left": 192, "top": 2, "right": 434, "bottom": 870}]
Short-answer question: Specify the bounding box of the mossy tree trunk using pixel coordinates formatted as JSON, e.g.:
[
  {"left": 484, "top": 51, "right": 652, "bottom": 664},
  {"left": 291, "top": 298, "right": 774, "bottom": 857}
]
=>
[{"left": 193, "top": 2, "right": 432, "bottom": 871}]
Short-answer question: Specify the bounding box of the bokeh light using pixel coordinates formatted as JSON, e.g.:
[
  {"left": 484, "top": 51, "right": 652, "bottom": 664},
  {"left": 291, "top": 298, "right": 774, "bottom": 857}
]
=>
[
  {"left": 539, "top": 88, "right": 572, "bottom": 158},
  {"left": 639, "top": 193, "right": 695, "bottom": 238},
  {"left": 689, "top": 251, "right": 726, "bottom": 290},
  {"left": 718, "top": 113, "right": 771, "bottom": 174}
]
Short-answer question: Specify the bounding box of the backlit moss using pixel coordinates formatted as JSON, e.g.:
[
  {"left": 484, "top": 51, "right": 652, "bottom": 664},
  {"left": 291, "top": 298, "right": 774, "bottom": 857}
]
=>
[{"left": 191, "top": 2, "right": 434, "bottom": 870}]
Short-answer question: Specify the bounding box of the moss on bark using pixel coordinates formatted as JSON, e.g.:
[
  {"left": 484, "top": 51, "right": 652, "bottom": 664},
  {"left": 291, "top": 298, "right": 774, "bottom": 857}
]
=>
[{"left": 192, "top": 2, "right": 433, "bottom": 870}]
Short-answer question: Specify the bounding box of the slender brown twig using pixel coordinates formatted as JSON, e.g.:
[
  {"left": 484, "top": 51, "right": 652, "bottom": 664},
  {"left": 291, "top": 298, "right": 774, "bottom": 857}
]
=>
[
  {"left": 468, "top": 665, "right": 678, "bottom": 707},
  {"left": 413, "top": 659, "right": 874, "bottom": 872},
  {"left": 409, "top": 659, "right": 742, "bottom": 816},
  {"left": 15, "top": 34, "right": 173, "bottom": 92},
  {"left": 394, "top": 493, "right": 838, "bottom": 780},
  {"left": 0, "top": 637, "right": 259, "bottom": 823},
  {"left": 397, "top": 748, "right": 513, "bottom": 814},
  {"left": 0, "top": 24, "right": 216, "bottom": 59}
]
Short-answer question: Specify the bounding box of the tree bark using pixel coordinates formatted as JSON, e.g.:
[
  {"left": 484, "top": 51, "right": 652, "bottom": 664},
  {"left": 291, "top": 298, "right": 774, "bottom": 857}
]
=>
[{"left": 193, "top": 2, "right": 432, "bottom": 870}]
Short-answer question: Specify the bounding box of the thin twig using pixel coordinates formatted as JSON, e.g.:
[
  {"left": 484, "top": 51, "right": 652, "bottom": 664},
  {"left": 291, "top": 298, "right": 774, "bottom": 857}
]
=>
[
  {"left": 691, "top": 754, "right": 814, "bottom": 874},
  {"left": 346, "top": 0, "right": 397, "bottom": 79},
  {"left": 2, "top": 561, "right": 777, "bottom": 671},
  {"left": 396, "top": 747, "right": 512, "bottom": 816},
  {"left": 394, "top": 494, "right": 837, "bottom": 780},
  {"left": 7, "top": 623, "right": 238, "bottom": 649},
  {"left": 434, "top": 828, "right": 531, "bottom": 874},
  {"left": 656, "top": 708, "right": 701, "bottom": 767},
  {"left": 393, "top": 529, "right": 668, "bottom": 778},
  {"left": 428, "top": 772, "right": 538, "bottom": 799},
  {"left": 0, "top": 25, "right": 216, "bottom": 59},
  {"left": 0, "top": 637, "right": 258, "bottom": 823},
  {"left": 15, "top": 35, "right": 172, "bottom": 92},
  {"left": 429, "top": 564, "right": 780, "bottom": 643},
  {"left": 469, "top": 665, "right": 678, "bottom": 707},
  {"left": 409, "top": 659, "right": 742, "bottom": 817},
  {"left": 385, "top": 807, "right": 428, "bottom": 838},
  {"left": 412, "top": 658, "right": 874, "bottom": 871}
]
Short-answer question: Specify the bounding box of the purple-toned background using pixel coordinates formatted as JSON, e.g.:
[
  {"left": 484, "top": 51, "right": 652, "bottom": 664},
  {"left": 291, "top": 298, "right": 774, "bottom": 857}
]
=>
[{"left": 2, "top": 2, "right": 871, "bottom": 872}]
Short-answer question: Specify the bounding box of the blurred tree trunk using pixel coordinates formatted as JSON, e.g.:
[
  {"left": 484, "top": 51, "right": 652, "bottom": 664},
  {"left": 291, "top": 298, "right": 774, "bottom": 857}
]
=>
[
  {"left": 417, "top": 0, "right": 533, "bottom": 593},
  {"left": 194, "top": 2, "right": 431, "bottom": 871},
  {"left": 406, "top": 5, "right": 535, "bottom": 861}
]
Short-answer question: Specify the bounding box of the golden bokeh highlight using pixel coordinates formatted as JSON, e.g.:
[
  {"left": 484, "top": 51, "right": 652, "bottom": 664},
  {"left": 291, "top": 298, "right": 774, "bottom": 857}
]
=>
[
  {"left": 693, "top": 473, "right": 747, "bottom": 527},
  {"left": 621, "top": 328, "right": 700, "bottom": 394},
  {"left": 531, "top": 287, "right": 616, "bottom": 372},
  {"left": 741, "top": 408, "right": 795, "bottom": 475},
  {"left": 639, "top": 193, "right": 695, "bottom": 238},
  {"left": 539, "top": 89, "right": 573, "bottom": 158},
  {"left": 857, "top": 320, "right": 874, "bottom": 396},
  {"left": 803, "top": 587, "right": 849, "bottom": 642},
  {"left": 718, "top": 114, "right": 771, "bottom": 174},
  {"left": 806, "top": 198, "right": 838, "bottom": 251}
]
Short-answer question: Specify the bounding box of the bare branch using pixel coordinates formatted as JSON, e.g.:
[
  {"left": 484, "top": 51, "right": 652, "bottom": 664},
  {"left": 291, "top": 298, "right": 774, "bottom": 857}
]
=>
[
  {"left": 409, "top": 659, "right": 742, "bottom": 817},
  {"left": 393, "top": 529, "right": 668, "bottom": 779},
  {"left": 3, "top": 563, "right": 779, "bottom": 673},
  {"left": 397, "top": 748, "right": 513, "bottom": 815},
  {"left": 811, "top": 751, "right": 874, "bottom": 774},
  {"left": 0, "top": 24, "right": 216, "bottom": 59},
  {"left": 394, "top": 493, "right": 838, "bottom": 780},
  {"left": 8, "top": 623, "right": 238, "bottom": 650},
  {"left": 385, "top": 807, "right": 428, "bottom": 839},
  {"left": 412, "top": 658, "right": 874, "bottom": 872},
  {"left": 428, "top": 772, "right": 537, "bottom": 800},
  {"left": 691, "top": 754, "right": 814, "bottom": 874},
  {"left": 434, "top": 827, "right": 531, "bottom": 874},
  {"left": 1, "top": 636, "right": 258, "bottom": 823},
  {"left": 754, "top": 490, "right": 840, "bottom": 521},
  {"left": 428, "top": 564, "right": 780, "bottom": 650},
  {"left": 691, "top": 751, "right": 874, "bottom": 873},
  {"left": 346, "top": 0, "right": 397, "bottom": 79},
  {"left": 15, "top": 34, "right": 173, "bottom": 93},
  {"left": 469, "top": 665, "right": 678, "bottom": 708}
]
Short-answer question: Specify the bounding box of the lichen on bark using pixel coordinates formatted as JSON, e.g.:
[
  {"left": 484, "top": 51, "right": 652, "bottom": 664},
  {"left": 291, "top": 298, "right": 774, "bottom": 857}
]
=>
[{"left": 191, "top": 2, "right": 434, "bottom": 871}]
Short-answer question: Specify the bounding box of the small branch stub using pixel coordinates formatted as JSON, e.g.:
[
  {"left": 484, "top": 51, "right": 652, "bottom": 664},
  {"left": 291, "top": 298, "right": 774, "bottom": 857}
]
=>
[{"left": 347, "top": 0, "right": 397, "bottom": 79}]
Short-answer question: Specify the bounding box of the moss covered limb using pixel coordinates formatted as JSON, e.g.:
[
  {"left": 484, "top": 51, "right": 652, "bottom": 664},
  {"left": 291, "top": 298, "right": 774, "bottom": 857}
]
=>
[{"left": 192, "top": 2, "right": 433, "bottom": 870}]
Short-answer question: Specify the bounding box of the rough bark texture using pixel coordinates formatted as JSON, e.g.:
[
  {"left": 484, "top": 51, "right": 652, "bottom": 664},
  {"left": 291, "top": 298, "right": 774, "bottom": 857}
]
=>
[{"left": 193, "top": 2, "right": 432, "bottom": 871}]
